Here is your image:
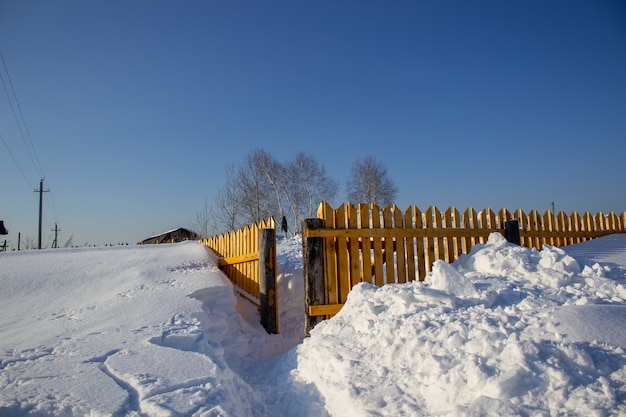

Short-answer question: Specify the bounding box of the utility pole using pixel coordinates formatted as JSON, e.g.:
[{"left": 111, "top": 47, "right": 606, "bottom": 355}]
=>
[
  {"left": 51, "top": 223, "right": 60, "bottom": 248},
  {"left": 551, "top": 202, "right": 555, "bottom": 218},
  {"left": 34, "top": 178, "right": 50, "bottom": 249}
]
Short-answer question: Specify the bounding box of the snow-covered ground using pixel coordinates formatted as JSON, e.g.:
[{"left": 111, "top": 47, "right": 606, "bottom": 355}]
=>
[{"left": 1, "top": 233, "right": 626, "bottom": 416}]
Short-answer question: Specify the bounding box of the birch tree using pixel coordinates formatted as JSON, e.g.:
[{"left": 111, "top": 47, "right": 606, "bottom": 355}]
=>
[{"left": 346, "top": 156, "right": 398, "bottom": 206}]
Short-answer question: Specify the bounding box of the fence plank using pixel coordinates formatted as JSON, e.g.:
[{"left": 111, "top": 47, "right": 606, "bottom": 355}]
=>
[
  {"left": 404, "top": 206, "right": 416, "bottom": 282},
  {"left": 452, "top": 207, "right": 462, "bottom": 258},
  {"left": 348, "top": 203, "right": 361, "bottom": 288},
  {"left": 433, "top": 207, "right": 444, "bottom": 263},
  {"left": 425, "top": 207, "right": 436, "bottom": 272},
  {"left": 414, "top": 206, "right": 427, "bottom": 281},
  {"left": 394, "top": 206, "right": 407, "bottom": 283},
  {"left": 360, "top": 204, "right": 373, "bottom": 284},
  {"left": 335, "top": 204, "right": 350, "bottom": 303},
  {"left": 372, "top": 204, "right": 384, "bottom": 287},
  {"left": 543, "top": 211, "right": 555, "bottom": 246},
  {"left": 383, "top": 205, "right": 395, "bottom": 284},
  {"left": 319, "top": 201, "right": 339, "bottom": 306},
  {"left": 570, "top": 211, "right": 581, "bottom": 245}
]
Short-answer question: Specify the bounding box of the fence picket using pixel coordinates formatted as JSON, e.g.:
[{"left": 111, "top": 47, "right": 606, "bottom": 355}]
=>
[
  {"left": 360, "top": 204, "right": 373, "bottom": 284},
  {"left": 371, "top": 204, "right": 384, "bottom": 287},
  {"left": 444, "top": 208, "right": 454, "bottom": 263},
  {"left": 543, "top": 211, "right": 555, "bottom": 246},
  {"left": 414, "top": 206, "right": 427, "bottom": 281},
  {"left": 335, "top": 204, "right": 350, "bottom": 303},
  {"left": 425, "top": 207, "right": 436, "bottom": 273},
  {"left": 319, "top": 201, "right": 339, "bottom": 306},
  {"left": 382, "top": 206, "right": 395, "bottom": 284},
  {"left": 394, "top": 206, "right": 407, "bottom": 283},
  {"left": 404, "top": 206, "right": 416, "bottom": 282},
  {"left": 348, "top": 204, "right": 361, "bottom": 288}
]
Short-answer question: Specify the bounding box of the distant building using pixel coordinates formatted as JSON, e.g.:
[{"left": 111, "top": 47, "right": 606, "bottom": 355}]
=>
[
  {"left": 0, "top": 221, "right": 8, "bottom": 235},
  {"left": 137, "top": 228, "right": 199, "bottom": 245}
]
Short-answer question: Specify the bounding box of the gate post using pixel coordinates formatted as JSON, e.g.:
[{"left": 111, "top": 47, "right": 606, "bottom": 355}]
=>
[
  {"left": 302, "top": 218, "right": 326, "bottom": 336},
  {"left": 259, "top": 228, "right": 279, "bottom": 334},
  {"left": 504, "top": 219, "right": 521, "bottom": 245}
]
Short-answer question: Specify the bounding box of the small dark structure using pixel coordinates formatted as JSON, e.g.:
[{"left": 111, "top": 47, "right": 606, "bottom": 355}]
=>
[
  {"left": 0, "top": 221, "right": 8, "bottom": 235},
  {"left": 138, "top": 228, "right": 199, "bottom": 245}
]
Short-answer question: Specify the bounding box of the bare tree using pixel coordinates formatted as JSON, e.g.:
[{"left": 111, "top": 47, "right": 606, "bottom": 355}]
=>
[
  {"left": 193, "top": 198, "right": 215, "bottom": 238},
  {"left": 238, "top": 150, "right": 275, "bottom": 224},
  {"left": 214, "top": 164, "right": 243, "bottom": 233},
  {"left": 255, "top": 149, "right": 286, "bottom": 222},
  {"left": 283, "top": 152, "right": 337, "bottom": 233},
  {"left": 346, "top": 156, "right": 398, "bottom": 205}
]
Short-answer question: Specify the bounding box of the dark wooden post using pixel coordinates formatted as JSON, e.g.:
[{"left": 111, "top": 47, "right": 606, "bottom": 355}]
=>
[
  {"left": 505, "top": 219, "right": 521, "bottom": 245},
  {"left": 302, "top": 218, "right": 325, "bottom": 336},
  {"left": 259, "top": 228, "right": 279, "bottom": 334}
]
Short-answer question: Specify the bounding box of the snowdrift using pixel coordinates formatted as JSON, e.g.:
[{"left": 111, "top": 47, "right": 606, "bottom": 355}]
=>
[{"left": 1, "top": 234, "right": 626, "bottom": 416}]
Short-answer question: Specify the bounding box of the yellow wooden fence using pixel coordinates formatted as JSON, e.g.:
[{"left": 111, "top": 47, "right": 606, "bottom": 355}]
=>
[
  {"left": 303, "top": 201, "right": 625, "bottom": 320},
  {"left": 200, "top": 218, "right": 275, "bottom": 300}
]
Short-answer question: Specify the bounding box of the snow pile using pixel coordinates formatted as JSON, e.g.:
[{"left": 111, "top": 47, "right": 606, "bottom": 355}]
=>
[
  {"left": 295, "top": 233, "right": 626, "bottom": 416},
  {"left": 2, "top": 234, "right": 626, "bottom": 416},
  {"left": 0, "top": 243, "right": 272, "bottom": 416}
]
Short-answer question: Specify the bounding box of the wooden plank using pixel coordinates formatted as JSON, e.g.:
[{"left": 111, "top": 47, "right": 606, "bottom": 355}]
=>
[
  {"left": 520, "top": 230, "right": 618, "bottom": 239},
  {"left": 394, "top": 206, "right": 407, "bottom": 283},
  {"left": 303, "top": 218, "right": 326, "bottom": 334},
  {"left": 309, "top": 304, "right": 344, "bottom": 317},
  {"left": 425, "top": 207, "right": 436, "bottom": 273},
  {"left": 479, "top": 209, "right": 488, "bottom": 245},
  {"left": 249, "top": 224, "right": 258, "bottom": 297},
  {"left": 320, "top": 201, "right": 339, "bottom": 306},
  {"left": 305, "top": 227, "right": 503, "bottom": 239},
  {"left": 595, "top": 212, "right": 606, "bottom": 233},
  {"left": 433, "top": 207, "right": 444, "bottom": 262},
  {"left": 543, "top": 211, "right": 554, "bottom": 246},
  {"left": 462, "top": 208, "right": 472, "bottom": 255},
  {"left": 335, "top": 204, "right": 350, "bottom": 303},
  {"left": 444, "top": 208, "right": 454, "bottom": 263},
  {"left": 372, "top": 204, "right": 384, "bottom": 287},
  {"left": 556, "top": 211, "right": 568, "bottom": 247},
  {"left": 414, "top": 206, "right": 427, "bottom": 281},
  {"left": 570, "top": 211, "right": 581, "bottom": 245},
  {"left": 218, "top": 252, "right": 260, "bottom": 266},
  {"left": 528, "top": 210, "right": 541, "bottom": 250},
  {"left": 360, "top": 204, "right": 373, "bottom": 284},
  {"left": 347, "top": 203, "right": 361, "bottom": 288},
  {"left": 383, "top": 205, "right": 395, "bottom": 284},
  {"left": 582, "top": 212, "right": 594, "bottom": 242},
  {"left": 451, "top": 207, "right": 461, "bottom": 260},
  {"left": 404, "top": 206, "right": 416, "bottom": 282},
  {"left": 516, "top": 209, "right": 528, "bottom": 248},
  {"left": 470, "top": 208, "right": 480, "bottom": 247}
]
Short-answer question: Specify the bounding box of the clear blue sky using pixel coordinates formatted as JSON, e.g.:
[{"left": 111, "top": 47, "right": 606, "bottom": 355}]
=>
[{"left": 1, "top": 1, "right": 625, "bottom": 246}]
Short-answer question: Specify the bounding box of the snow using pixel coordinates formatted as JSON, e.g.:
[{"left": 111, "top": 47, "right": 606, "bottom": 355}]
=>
[{"left": 1, "top": 234, "right": 626, "bottom": 416}]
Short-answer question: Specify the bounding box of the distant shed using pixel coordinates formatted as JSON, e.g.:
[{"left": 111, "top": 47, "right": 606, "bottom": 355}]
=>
[{"left": 138, "top": 228, "right": 199, "bottom": 245}]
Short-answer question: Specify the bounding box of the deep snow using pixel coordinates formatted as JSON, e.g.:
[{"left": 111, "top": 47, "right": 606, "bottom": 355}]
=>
[{"left": 1, "top": 234, "right": 626, "bottom": 416}]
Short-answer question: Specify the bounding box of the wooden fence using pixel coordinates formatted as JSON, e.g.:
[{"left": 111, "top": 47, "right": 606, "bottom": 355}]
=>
[
  {"left": 200, "top": 218, "right": 278, "bottom": 334},
  {"left": 302, "top": 201, "right": 625, "bottom": 333}
]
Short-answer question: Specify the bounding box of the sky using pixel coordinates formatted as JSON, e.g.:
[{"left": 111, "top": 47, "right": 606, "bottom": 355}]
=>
[{"left": 1, "top": 0, "right": 625, "bottom": 246}]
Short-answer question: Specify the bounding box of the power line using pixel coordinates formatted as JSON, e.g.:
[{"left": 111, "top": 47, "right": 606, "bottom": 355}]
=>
[
  {"left": 1, "top": 48, "right": 59, "bottom": 228},
  {"left": 0, "top": 48, "right": 45, "bottom": 178},
  {"left": 0, "top": 131, "right": 34, "bottom": 188}
]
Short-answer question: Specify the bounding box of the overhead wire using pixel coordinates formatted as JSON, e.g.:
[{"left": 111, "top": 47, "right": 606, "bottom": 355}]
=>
[
  {"left": 0, "top": 131, "right": 34, "bottom": 188},
  {"left": 0, "top": 47, "right": 59, "bottom": 232}
]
